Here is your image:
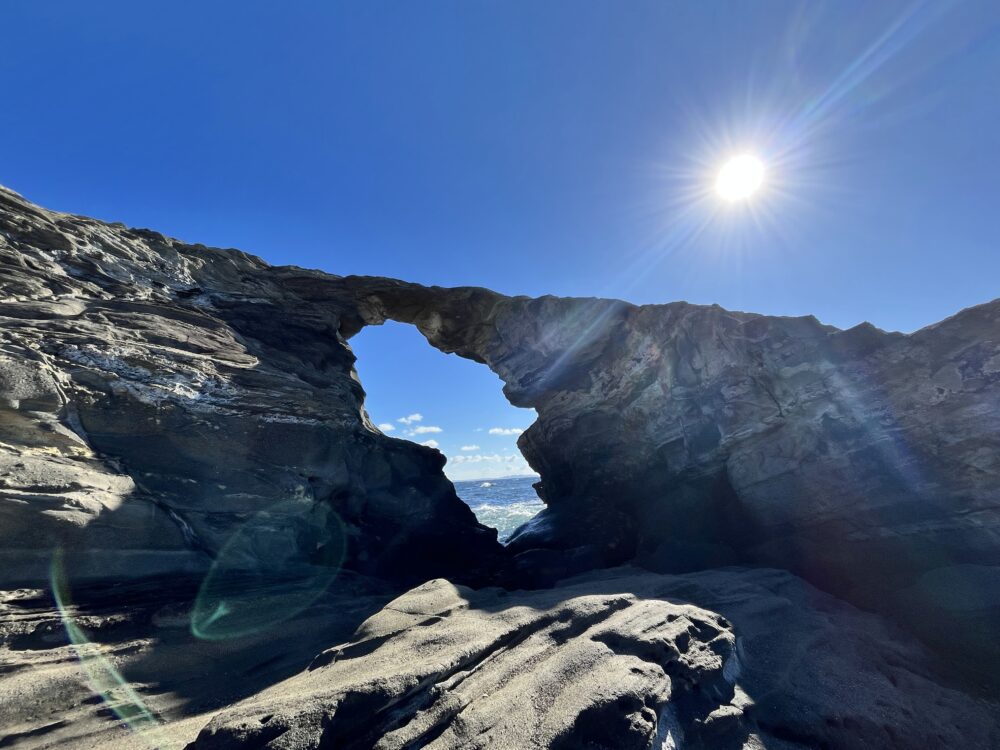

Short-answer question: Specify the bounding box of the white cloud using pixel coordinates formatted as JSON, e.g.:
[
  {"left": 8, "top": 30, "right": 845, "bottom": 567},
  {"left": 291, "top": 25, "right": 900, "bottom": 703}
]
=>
[
  {"left": 444, "top": 452, "right": 537, "bottom": 481},
  {"left": 451, "top": 453, "right": 519, "bottom": 464},
  {"left": 460, "top": 444, "right": 480, "bottom": 451},
  {"left": 377, "top": 423, "right": 396, "bottom": 432},
  {"left": 488, "top": 427, "right": 524, "bottom": 436},
  {"left": 420, "top": 439, "right": 440, "bottom": 449},
  {"left": 412, "top": 425, "right": 442, "bottom": 434},
  {"left": 398, "top": 413, "right": 424, "bottom": 425}
]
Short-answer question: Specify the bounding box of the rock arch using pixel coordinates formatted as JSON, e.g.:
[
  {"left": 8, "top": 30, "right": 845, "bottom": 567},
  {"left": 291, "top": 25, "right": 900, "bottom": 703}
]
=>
[{"left": 3, "top": 184, "right": 1000, "bottom": 670}]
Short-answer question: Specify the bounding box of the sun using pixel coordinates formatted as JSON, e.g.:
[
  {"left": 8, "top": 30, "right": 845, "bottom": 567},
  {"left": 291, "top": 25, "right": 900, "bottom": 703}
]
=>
[{"left": 715, "top": 154, "right": 765, "bottom": 201}]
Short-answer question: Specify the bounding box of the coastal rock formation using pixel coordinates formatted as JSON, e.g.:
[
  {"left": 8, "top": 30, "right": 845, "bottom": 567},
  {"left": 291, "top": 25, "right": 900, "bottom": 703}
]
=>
[
  {"left": 323, "top": 277, "right": 1000, "bottom": 672},
  {"left": 8, "top": 567, "right": 996, "bottom": 750},
  {"left": 188, "top": 568, "right": 1000, "bottom": 750},
  {"left": 0, "top": 185, "right": 501, "bottom": 587},
  {"left": 1, "top": 183, "right": 999, "bottom": 697},
  {"left": 2, "top": 186, "right": 1000, "bottom": 747}
]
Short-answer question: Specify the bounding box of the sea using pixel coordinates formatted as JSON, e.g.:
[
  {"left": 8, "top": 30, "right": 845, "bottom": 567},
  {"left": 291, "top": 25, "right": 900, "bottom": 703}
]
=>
[{"left": 454, "top": 475, "right": 545, "bottom": 542}]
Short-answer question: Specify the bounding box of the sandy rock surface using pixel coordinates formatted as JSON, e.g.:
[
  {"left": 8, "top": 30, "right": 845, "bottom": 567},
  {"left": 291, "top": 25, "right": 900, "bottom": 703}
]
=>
[{"left": 188, "top": 568, "right": 1000, "bottom": 750}]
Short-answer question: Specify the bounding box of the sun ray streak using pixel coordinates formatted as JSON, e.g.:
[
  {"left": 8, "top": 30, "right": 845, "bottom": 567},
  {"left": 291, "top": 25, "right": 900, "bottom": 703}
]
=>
[
  {"left": 779, "top": 0, "right": 955, "bottom": 152},
  {"left": 50, "top": 549, "right": 167, "bottom": 749}
]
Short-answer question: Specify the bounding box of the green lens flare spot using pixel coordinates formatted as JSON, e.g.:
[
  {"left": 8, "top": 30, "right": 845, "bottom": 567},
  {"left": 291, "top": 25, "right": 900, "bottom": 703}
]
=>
[{"left": 190, "top": 498, "right": 347, "bottom": 640}]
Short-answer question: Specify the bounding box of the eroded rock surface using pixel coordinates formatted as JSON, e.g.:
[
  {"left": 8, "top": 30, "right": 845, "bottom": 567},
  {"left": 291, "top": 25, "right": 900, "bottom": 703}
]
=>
[
  {"left": 320, "top": 277, "right": 1000, "bottom": 672},
  {"left": 0, "top": 185, "right": 501, "bottom": 587},
  {"left": 187, "top": 569, "right": 1000, "bottom": 750},
  {"left": 0, "top": 572, "right": 400, "bottom": 750}
]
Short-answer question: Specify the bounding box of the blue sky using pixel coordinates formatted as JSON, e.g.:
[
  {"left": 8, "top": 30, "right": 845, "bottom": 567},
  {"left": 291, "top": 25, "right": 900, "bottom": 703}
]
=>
[{"left": 4, "top": 1, "right": 999, "bottom": 479}]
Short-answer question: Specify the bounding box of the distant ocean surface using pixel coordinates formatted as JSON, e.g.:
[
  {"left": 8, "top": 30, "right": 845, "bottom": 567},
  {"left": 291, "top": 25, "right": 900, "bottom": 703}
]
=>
[{"left": 454, "top": 475, "right": 545, "bottom": 541}]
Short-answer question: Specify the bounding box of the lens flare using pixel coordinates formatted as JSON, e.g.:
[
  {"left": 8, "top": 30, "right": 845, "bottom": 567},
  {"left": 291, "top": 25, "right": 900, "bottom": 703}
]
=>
[
  {"left": 190, "top": 497, "right": 347, "bottom": 640},
  {"left": 50, "top": 549, "right": 166, "bottom": 748}
]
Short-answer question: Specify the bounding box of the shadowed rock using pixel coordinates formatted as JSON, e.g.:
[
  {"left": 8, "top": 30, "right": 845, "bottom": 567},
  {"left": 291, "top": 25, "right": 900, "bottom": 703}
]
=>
[
  {"left": 0, "top": 184, "right": 502, "bottom": 588},
  {"left": 315, "top": 275, "right": 1000, "bottom": 673}
]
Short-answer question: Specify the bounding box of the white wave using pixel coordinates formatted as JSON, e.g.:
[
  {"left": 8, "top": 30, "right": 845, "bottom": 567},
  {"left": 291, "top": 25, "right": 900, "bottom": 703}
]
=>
[{"left": 471, "top": 500, "right": 545, "bottom": 541}]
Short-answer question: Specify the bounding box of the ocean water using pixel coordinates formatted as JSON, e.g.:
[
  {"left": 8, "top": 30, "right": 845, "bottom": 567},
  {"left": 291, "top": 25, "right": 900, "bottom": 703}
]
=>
[{"left": 455, "top": 475, "right": 545, "bottom": 542}]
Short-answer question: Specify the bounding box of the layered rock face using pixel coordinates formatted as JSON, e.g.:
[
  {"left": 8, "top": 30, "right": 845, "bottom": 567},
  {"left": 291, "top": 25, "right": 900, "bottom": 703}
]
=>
[
  {"left": 325, "top": 277, "right": 1000, "bottom": 671},
  {"left": 0, "top": 185, "right": 500, "bottom": 587}
]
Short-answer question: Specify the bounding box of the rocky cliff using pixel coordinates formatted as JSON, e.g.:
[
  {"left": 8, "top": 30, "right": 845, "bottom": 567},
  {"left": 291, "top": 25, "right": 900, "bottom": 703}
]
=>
[
  {"left": 325, "top": 276, "right": 1000, "bottom": 673},
  {"left": 2, "top": 185, "right": 999, "bottom": 748},
  {"left": 3, "top": 182, "right": 1000, "bottom": 654},
  {"left": 0, "top": 184, "right": 501, "bottom": 588}
]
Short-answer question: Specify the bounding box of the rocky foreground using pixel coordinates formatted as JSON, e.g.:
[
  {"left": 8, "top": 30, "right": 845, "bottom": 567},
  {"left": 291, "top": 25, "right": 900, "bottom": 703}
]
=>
[
  {"left": 1, "top": 184, "right": 999, "bottom": 748},
  {"left": 4, "top": 568, "right": 998, "bottom": 749},
  {"left": 188, "top": 569, "right": 999, "bottom": 750}
]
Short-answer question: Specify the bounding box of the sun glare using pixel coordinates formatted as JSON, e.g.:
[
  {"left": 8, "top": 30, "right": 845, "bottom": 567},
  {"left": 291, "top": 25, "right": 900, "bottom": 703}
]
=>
[{"left": 715, "top": 154, "right": 765, "bottom": 201}]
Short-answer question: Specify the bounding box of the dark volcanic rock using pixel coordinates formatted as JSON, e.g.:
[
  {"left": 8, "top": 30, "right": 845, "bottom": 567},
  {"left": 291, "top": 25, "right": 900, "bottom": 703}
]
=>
[
  {"left": 323, "top": 277, "right": 1000, "bottom": 674},
  {"left": 0, "top": 571, "right": 401, "bottom": 750},
  {"left": 187, "top": 568, "right": 1000, "bottom": 750},
  {"left": 0, "top": 185, "right": 501, "bottom": 587}
]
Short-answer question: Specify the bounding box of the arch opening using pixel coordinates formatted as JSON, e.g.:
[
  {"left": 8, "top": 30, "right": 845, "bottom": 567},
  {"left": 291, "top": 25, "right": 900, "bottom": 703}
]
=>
[{"left": 350, "top": 320, "right": 543, "bottom": 541}]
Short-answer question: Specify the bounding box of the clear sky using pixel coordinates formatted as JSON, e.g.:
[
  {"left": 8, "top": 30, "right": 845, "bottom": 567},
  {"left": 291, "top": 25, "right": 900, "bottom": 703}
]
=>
[{"left": 4, "top": 1, "right": 999, "bottom": 479}]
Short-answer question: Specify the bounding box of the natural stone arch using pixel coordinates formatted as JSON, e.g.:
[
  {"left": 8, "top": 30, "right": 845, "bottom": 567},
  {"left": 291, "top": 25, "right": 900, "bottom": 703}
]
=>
[{"left": 290, "top": 272, "right": 1000, "bottom": 675}]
